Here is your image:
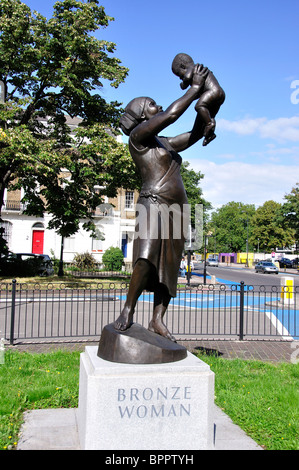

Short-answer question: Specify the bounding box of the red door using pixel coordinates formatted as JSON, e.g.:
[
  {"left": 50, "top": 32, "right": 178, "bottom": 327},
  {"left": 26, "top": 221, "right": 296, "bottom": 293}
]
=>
[{"left": 32, "top": 230, "right": 44, "bottom": 254}]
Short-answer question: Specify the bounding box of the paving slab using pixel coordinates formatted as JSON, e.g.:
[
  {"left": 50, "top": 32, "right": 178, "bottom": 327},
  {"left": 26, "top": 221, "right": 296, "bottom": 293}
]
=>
[{"left": 17, "top": 406, "right": 262, "bottom": 451}]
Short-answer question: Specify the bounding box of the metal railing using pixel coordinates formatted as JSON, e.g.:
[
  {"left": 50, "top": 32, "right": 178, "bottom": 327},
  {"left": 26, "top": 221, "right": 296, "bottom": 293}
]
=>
[
  {"left": 1, "top": 280, "right": 298, "bottom": 344},
  {"left": 2, "top": 200, "right": 27, "bottom": 211}
]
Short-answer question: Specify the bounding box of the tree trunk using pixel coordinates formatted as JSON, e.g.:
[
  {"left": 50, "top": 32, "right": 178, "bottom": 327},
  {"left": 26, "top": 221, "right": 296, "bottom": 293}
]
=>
[{"left": 58, "top": 236, "right": 64, "bottom": 277}]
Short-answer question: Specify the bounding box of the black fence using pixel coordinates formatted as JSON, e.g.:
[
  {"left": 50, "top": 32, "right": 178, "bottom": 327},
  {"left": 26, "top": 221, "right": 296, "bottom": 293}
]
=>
[{"left": 1, "top": 280, "right": 298, "bottom": 344}]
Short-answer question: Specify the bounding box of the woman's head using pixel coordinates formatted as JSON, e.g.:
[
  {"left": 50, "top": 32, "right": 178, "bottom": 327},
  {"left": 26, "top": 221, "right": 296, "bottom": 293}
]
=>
[{"left": 119, "top": 96, "right": 153, "bottom": 136}]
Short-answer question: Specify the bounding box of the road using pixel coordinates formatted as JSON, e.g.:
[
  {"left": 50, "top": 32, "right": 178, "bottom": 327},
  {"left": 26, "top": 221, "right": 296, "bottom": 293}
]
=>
[
  {"left": 201, "top": 265, "right": 299, "bottom": 288},
  {"left": 1, "top": 266, "right": 298, "bottom": 342}
]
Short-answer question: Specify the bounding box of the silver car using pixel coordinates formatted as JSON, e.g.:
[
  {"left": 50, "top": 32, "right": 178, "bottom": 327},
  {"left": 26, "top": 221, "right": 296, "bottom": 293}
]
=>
[
  {"left": 206, "top": 258, "right": 218, "bottom": 267},
  {"left": 255, "top": 261, "right": 279, "bottom": 274}
]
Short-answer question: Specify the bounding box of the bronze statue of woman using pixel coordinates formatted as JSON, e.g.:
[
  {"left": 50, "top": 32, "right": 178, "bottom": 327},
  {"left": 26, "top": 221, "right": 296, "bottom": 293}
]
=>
[{"left": 114, "top": 64, "right": 209, "bottom": 342}]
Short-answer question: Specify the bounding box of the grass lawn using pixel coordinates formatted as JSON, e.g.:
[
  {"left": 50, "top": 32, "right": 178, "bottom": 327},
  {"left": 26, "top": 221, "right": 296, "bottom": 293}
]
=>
[
  {"left": 0, "top": 349, "right": 298, "bottom": 450},
  {"left": 0, "top": 349, "right": 80, "bottom": 450},
  {"left": 199, "top": 352, "right": 299, "bottom": 450}
]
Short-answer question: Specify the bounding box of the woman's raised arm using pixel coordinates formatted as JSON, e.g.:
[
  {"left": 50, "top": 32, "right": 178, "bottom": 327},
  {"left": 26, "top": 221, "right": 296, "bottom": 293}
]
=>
[{"left": 167, "top": 113, "right": 206, "bottom": 152}]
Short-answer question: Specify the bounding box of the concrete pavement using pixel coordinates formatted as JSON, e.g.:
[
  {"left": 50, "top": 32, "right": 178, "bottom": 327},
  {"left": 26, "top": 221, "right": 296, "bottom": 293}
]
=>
[{"left": 17, "top": 406, "right": 262, "bottom": 451}]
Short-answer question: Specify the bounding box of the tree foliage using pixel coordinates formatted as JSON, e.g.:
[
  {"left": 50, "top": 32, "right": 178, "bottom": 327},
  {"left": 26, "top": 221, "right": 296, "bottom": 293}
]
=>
[
  {"left": 208, "top": 196, "right": 297, "bottom": 254},
  {"left": 278, "top": 183, "right": 299, "bottom": 252},
  {"left": 250, "top": 200, "right": 294, "bottom": 252},
  {"left": 0, "top": 0, "right": 138, "bottom": 256},
  {"left": 21, "top": 125, "right": 140, "bottom": 237},
  {"left": 209, "top": 202, "right": 255, "bottom": 253},
  {"left": 0, "top": 0, "right": 128, "bottom": 127},
  {"left": 180, "top": 161, "right": 211, "bottom": 227}
]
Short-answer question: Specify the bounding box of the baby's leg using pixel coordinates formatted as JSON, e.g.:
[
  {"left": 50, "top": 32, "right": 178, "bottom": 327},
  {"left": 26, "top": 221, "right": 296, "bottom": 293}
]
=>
[
  {"left": 195, "top": 95, "right": 216, "bottom": 146},
  {"left": 195, "top": 99, "right": 212, "bottom": 125},
  {"left": 202, "top": 119, "right": 216, "bottom": 146}
]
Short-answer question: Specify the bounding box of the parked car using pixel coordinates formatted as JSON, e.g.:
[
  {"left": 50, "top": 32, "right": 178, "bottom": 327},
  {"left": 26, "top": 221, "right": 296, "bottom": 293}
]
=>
[
  {"left": 6, "top": 253, "right": 54, "bottom": 276},
  {"left": 192, "top": 261, "right": 202, "bottom": 270},
  {"left": 278, "top": 258, "right": 293, "bottom": 268},
  {"left": 206, "top": 258, "right": 218, "bottom": 267},
  {"left": 291, "top": 258, "right": 299, "bottom": 268},
  {"left": 255, "top": 261, "right": 279, "bottom": 274}
]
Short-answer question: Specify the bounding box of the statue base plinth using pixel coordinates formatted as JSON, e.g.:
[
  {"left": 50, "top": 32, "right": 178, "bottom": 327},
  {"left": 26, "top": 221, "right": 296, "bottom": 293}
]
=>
[{"left": 77, "top": 346, "right": 215, "bottom": 450}]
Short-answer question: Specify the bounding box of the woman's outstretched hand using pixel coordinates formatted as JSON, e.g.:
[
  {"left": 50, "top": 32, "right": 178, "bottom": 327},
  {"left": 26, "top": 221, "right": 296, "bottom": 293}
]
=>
[{"left": 192, "top": 63, "right": 209, "bottom": 89}]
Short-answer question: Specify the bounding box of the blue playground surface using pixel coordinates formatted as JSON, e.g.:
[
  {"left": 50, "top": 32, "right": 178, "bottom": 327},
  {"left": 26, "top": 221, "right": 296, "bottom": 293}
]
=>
[{"left": 122, "top": 273, "right": 299, "bottom": 340}]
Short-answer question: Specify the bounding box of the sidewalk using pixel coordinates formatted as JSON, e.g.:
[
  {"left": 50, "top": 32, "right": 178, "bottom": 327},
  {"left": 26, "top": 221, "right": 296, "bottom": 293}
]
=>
[
  {"left": 11, "top": 337, "right": 296, "bottom": 363},
  {"left": 17, "top": 405, "right": 262, "bottom": 450}
]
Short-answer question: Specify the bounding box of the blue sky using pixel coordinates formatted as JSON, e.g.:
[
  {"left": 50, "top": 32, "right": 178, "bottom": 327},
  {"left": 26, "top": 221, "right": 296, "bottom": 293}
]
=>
[{"left": 24, "top": 0, "right": 299, "bottom": 210}]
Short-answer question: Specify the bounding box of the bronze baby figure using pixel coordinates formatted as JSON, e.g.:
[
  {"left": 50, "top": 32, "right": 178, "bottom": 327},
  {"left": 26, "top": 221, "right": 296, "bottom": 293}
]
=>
[{"left": 172, "top": 53, "right": 225, "bottom": 146}]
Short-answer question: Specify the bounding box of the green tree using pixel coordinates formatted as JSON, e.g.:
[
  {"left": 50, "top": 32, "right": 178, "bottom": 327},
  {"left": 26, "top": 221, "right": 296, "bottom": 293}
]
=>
[
  {"left": 22, "top": 125, "right": 139, "bottom": 237},
  {"left": 279, "top": 183, "right": 299, "bottom": 252},
  {"left": 209, "top": 202, "right": 255, "bottom": 253},
  {"left": 0, "top": 0, "right": 139, "bottom": 270},
  {"left": 180, "top": 161, "right": 211, "bottom": 225},
  {"left": 250, "top": 200, "right": 294, "bottom": 252}
]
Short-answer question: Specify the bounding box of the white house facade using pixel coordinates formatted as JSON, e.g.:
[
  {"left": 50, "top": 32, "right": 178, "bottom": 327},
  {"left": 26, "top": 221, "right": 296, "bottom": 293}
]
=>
[{"left": 1, "top": 187, "right": 138, "bottom": 267}]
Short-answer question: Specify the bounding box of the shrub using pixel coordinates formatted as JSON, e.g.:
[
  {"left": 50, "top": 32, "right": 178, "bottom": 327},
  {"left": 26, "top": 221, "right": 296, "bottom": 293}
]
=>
[
  {"left": 73, "top": 252, "right": 96, "bottom": 271},
  {"left": 50, "top": 249, "right": 60, "bottom": 274},
  {"left": 102, "top": 246, "right": 124, "bottom": 271}
]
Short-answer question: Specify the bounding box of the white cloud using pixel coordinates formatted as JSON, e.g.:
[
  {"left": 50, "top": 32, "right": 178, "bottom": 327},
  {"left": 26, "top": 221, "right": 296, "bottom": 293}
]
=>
[
  {"left": 218, "top": 116, "right": 299, "bottom": 142},
  {"left": 192, "top": 160, "right": 298, "bottom": 209},
  {"left": 250, "top": 145, "right": 299, "bottom": 163},
  {"left": 260, "top": 117, "right": 299, "bottom": 141},
  {"left": 217, "top": 117, "right": 266, "bottom": 135}
]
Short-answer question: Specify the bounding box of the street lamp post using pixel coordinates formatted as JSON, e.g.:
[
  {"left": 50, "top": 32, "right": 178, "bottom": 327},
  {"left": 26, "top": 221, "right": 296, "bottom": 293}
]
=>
[
  {"left": 203, "top": 235, "right": 207, "bottom": 284},
  {"left": 203, "top": 231, "right": 212, "bottom": 284},
  {"left": 246, "top": 215, "right": 249, "bottom": 267}
]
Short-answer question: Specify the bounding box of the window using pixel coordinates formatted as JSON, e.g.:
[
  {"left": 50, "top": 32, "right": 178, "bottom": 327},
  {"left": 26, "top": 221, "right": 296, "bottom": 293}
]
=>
[
  {"left": 125, "top": 191, "right": 134, "bottom": 210},
  {"left": 32, "top": 222, "right": 44, "bottom": 229},
  {"left": 92, "top": 237, "right": 103, "bottom": 252},
  {"left": 64, "top": 237, "right": 75, "bottom": 251},
  {"left": 91, "top": 227, "right": 104, "bottom": 252}
]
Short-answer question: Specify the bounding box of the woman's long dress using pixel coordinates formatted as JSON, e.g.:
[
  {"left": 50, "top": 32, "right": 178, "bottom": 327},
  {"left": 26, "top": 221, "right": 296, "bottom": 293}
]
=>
[{"left": 129, "top": 135, "right": 188, "bottom": 297}]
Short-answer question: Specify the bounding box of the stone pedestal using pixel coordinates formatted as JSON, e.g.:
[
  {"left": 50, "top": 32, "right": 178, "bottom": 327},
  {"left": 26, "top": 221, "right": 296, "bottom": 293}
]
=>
[
  {"left": 98, "top": 322, "right": 187, "bottom": 363},
  {"left": 77, "top": 346, "right": 215, "bottom": 450}
]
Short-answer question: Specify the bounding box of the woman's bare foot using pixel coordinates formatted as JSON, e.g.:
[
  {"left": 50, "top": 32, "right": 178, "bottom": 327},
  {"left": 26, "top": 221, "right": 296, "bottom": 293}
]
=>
[
  {"left": 148, "top": 319, "right": 176, "bottom": 342},
  {"left": 114, "top": 308, "right": 133, "bottom": 331}
]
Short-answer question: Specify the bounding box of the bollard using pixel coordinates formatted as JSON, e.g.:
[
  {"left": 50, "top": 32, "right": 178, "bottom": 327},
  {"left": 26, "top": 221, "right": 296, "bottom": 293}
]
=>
[
  {"left": 280, "top": 276, "right": 294, "bottom": 304},
  {"left": 239, "top": 281, "right": 245, "bottom": 340}
]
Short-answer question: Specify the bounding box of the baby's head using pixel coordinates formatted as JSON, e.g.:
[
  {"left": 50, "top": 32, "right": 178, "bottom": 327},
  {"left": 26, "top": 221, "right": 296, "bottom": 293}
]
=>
[{"left": 172, "top": 53, "right": 194, "bottom": 80}]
